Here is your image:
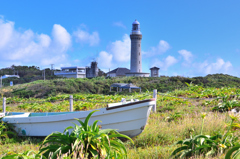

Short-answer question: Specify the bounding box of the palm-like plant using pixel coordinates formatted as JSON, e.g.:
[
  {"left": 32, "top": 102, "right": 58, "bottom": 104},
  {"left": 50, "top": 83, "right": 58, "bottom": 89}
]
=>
[
  {"left": 171, "top": 113, "right": 239, "bottom": 158},
  {"left": 39, "top": 110, "right": 133, "bottom": 159}
]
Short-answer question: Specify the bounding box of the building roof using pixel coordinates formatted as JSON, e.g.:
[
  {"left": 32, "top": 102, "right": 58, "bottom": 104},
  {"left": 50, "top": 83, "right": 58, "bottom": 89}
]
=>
[
  {"left": 110, "top": 83, "right": 140, "bottom": 89},
  {"left": 61, "top": 66, "right": 85, "bottom": 69},
  {"left": 150, "top": 66, "right": 160, "bottom": 70},
  {"left": 120, "top": 83, "right": 140, "bottom": 89},
  {"left": 107, "top": 68, "right": 130, "bottom": 76},
  {"left": 110, "top": 83, "right": 128, "bottom": 87},
  {"left": 2, "top": 75, "right": 20, "bottom": 79}
]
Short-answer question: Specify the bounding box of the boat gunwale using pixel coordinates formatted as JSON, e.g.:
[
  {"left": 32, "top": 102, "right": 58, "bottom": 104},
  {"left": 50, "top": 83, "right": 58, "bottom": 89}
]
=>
[
  {"left": 106, "top": 98, "right": 155, "bottom": 110},
  {"left": 3, "top": 99, "right": 155, "bottom": 123}
]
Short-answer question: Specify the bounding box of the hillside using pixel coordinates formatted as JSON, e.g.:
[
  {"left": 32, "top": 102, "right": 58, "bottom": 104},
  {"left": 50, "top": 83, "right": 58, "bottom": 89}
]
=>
[{"left": 1, "top": 73, "right": 240, "bottom": 98}]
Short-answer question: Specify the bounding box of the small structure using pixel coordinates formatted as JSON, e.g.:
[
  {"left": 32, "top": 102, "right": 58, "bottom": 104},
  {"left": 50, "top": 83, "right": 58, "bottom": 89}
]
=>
[
  {"left": 110, "top": 83, "right": 141, "bottom": 92},
  {"left": 86, "top": 61, "right": 99, "bottom": 78},
  {"left": 54, "top": 66, "right": 86, "bottom": 78},
  {"left": 2, "top": 75, "right": 20, "bottom": 79},
  {"left": 106, "top": 68, "right": 130, "bottom": 77},
  {"left": 150, "top": 67, "right": 160, "bottom": 77}
]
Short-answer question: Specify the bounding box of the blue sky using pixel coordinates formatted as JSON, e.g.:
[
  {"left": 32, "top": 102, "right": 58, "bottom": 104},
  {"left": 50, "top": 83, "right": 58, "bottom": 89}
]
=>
[{"left": 0, "top": 0, "right": 240, "bottom": 77}]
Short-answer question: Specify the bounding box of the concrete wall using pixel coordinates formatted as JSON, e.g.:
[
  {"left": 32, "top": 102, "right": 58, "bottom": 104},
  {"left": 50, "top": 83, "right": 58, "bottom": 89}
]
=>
[
  {"left": 62, "top": 74, "right": 77, "bottom": 78},
  {"left": 130, "top": 34, "right": 142, "bottom": 73},
  {"left": 77, "top": 74, "right": 86, "bottom": 78},
  {"left": 126, "top": 73, "right": 149, "bottom": 77}
]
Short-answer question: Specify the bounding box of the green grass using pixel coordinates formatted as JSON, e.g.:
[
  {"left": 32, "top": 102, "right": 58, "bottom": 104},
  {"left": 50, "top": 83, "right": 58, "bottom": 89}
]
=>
[{"left": 1, "top": 85, "right": 240, "bottom": 158}]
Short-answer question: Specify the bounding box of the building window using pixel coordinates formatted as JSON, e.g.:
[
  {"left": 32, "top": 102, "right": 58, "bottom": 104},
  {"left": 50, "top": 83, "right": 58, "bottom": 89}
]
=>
[
  {"left": 139, "top": 44, "right": 140, "bottom": 47},
  {"left": 139, "top": 61, "right": 140, "bottom": 64},
  {"left": 139, "top": 52, "right": 140, "bottom": 55}
]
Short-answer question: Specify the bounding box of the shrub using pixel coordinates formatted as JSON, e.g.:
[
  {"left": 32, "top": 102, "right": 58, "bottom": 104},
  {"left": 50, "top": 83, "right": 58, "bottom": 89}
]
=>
[{"left": 0, "top": 119, "right": 17, "bottom": 144}]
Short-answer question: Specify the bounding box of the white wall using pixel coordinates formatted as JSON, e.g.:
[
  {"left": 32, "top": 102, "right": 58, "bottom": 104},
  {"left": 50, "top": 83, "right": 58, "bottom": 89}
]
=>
[{"left": 107, "top": 73, "right": 116, "bottom": 77}]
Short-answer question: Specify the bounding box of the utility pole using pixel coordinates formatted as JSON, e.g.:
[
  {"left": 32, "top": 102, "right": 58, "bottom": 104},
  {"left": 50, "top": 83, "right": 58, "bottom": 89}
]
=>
[{"left": 0, "top": 76, "right": 2, "bottom": 88}]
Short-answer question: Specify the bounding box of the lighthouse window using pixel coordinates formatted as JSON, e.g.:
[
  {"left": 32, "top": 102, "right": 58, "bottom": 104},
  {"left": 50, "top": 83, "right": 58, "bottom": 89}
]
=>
[
  {"left": 139, "top": 52, "right": 140, "bottom": 55},
  {"left": 133, "top": 24, "right": 138, "bottom": 30},
  {"left": 139, "top": 44, "right": 140, "bottom": 47},
  {"left": 139, "top": 61, "right": 140, "bottom": 64}
]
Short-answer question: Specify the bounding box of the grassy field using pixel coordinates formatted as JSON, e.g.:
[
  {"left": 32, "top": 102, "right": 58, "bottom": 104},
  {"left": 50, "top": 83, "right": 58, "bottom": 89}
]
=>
[{"left": 1, "top": 85, "right": 240, "bottom": 158}]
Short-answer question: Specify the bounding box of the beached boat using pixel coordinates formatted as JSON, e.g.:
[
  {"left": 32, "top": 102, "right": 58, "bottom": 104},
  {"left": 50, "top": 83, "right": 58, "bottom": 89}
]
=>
[{"left": 1, "top": 98, "right": 155, "bottom": 138}]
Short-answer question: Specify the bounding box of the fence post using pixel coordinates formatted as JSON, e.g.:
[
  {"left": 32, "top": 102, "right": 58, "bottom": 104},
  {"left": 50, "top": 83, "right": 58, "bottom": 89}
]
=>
[
  {"left": 153, "top": 89, "right": 157, "bottom": 113},
  {"left": 0, "top": 76, "right": 2, "bottom": 88},
  {"left": 69, "top": 95, "right": 73, "bottom": 112},
  {"left": 3, "top": 97, "right": 6, "bottom": 113}
]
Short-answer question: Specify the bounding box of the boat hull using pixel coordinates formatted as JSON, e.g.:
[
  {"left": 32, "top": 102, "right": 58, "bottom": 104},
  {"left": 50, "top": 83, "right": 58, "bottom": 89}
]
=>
[{"left": 2, "top": 99, "right": 155, "bottom": 138}]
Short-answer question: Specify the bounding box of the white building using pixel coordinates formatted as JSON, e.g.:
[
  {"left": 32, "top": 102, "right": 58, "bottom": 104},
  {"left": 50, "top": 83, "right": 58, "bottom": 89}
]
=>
[{"left": 54, "top": 66, "right": 86, "bottom": 78}]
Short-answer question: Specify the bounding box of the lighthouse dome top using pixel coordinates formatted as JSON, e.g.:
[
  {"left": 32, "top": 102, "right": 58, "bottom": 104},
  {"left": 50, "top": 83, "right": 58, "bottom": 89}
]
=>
[
  {"left": 131, "top": 19, "right": 141, "bottom": 35},
  {"left": 132, "top": 19, "right": 140, "bottom": 25}
]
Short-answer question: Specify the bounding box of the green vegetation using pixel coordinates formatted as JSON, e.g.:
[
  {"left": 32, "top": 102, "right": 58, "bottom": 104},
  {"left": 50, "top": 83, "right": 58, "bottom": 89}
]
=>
[
  {"left": 1, "top": 73, "right": 240, "bottom": 98},
  {"left": 0, "top": 65, "right": 59, "bottom": 87},
  {"left": 1, "top": 76, "right": 240, "bottom": 158},
  {"left": 39, "top": 110, "right": 132, "bottom": 159},
  {"left": 0, "top": 120, "right": 17, "bottom": 144},
  {"left": 171, "top": 113, "right": 239, "bottom": 158}
]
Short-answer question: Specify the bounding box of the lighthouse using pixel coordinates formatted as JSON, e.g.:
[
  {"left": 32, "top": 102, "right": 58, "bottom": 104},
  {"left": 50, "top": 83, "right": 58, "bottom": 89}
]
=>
[
  {"left": 126, "top": 20, "right": 149, "bottom": 77},
  {"left": 130, "top": 20, "right": 142, "bottom": 73}
]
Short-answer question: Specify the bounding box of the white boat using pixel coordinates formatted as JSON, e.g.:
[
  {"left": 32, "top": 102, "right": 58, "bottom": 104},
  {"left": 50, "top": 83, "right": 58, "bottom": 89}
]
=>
[{"left": 1, "top": 98, "right": 155, "bottom": 138}]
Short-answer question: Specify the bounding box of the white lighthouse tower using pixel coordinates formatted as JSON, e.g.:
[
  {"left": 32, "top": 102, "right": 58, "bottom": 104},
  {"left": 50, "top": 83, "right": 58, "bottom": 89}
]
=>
[{"left": 126, "top": 20, "right": 149, "bottom": 77}]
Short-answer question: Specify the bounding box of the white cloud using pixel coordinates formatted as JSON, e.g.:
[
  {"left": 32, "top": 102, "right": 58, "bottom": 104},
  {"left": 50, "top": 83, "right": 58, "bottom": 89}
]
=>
[
  {"left": 152, "top": 55, "right": 178, "bottom": 71},
  {"left": 178, "top": 49, "right": 193, "bottom": 63},
  {"left": 0, "top": 17, "right": 71, "bottom": 68},
  {"left": 113, "top": 21, "right": 126, "bottom": 29},
  {"left": 73, "top": 28, "right": 100, "bottom": 46},
  {"left": 0, "top": 19, "right": 14, "bottom": 49},
  {"left": 97, "top": 51, "right": 113, "bottom": 68},
  {"left": 97, "top": 34, "right": 131, "bottom": 70},
  {"left": 158, "top": 40, "right": 170, "bottom": 53},
  {"left": 52, "top": 24, "right": 71, "bottom": 52},
  {"left": 144, "top": 40, "right": 170, "bottom": 56},
  {"left": 196, "top": 58, "right": 232, "bottom": 74},
  {"left": 109, "top": 34, "right": 130, "bottom": 62}
]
